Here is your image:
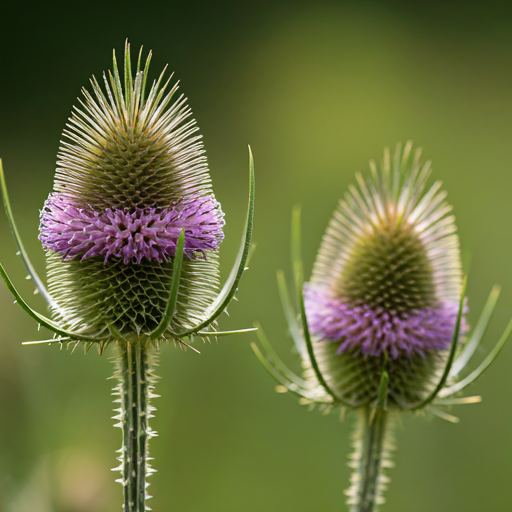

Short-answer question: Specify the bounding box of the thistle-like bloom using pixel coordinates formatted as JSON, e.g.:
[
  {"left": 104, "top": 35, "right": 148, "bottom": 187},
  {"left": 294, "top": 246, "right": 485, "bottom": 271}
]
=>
[
  {"left": 39, "top": 193, "right": 224, "bottom": 264},
  {"left": 253, "top": 142, "right": 510, "bottom": 512},
  {"left": 1, "top": 42, "right": 255, "bottom": 512}
]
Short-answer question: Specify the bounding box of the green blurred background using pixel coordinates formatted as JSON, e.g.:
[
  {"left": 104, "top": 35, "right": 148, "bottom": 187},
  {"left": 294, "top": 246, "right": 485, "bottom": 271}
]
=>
[{"left": 1, "top": 1, "right": 511, "bottom": 511}]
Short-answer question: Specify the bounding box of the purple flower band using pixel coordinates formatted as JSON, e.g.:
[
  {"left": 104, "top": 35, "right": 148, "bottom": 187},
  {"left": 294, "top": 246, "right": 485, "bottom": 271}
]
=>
[
  {"left": 39, "top": 193, "right": 225, "bottom": 264},
  {"left": 304, "top": 285, "right": 467, "bottom": 359}
]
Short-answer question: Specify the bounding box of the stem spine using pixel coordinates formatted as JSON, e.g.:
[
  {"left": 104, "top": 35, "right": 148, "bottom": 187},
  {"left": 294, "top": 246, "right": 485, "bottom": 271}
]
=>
[
  {"left": 113, "top": 342, "right": 158, "bottom": 511},
  {"left": 346, "top": 408, "right": 395, "bottom": 512}
]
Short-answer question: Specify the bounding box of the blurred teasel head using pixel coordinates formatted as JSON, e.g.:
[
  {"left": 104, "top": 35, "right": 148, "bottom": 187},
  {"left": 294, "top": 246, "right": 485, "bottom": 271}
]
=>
[
  {"left": 253, "top": 141, "right": 510, "bottom": 512},
  {"left": 0, "top": 41, "right": 254, "bottom": 511},
  {"left": 303, "top": 142, "right": 465, "bottom": 406}
]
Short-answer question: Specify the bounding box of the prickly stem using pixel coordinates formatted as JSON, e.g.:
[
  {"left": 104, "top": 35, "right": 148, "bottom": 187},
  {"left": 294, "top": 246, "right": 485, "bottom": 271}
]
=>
[
  {"left": 113, "top": 342, "right": 157, "bottom": 511},
  {"left": 346, "top": 408, "right": 395, "bottom": 512}
]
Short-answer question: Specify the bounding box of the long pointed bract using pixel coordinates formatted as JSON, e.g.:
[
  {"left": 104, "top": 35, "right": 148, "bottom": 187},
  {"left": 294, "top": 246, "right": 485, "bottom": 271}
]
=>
[
  {"left": 173, "top": 147, "right": 255, "bottom": 336},
  {"left": 254, "top": 322, "right": 309, "bottom": 388},
  {"left": 450, "top": 284, "right": 500, "bottom": 377},
  {"left": 0, "top": 262, "right": 106, "bottom": 342},
  {"left": 440, "top": 317, "right": 512, "bottom": 397},
  {"left": 276, "top": 269, "right": 306, "bottom": 357},
  {"left": 291, "top": 208, "right": 358, "bottom": 408},
  {"left": 0, "top": 160, "right": 53, "bottom": 305},
  {"left": 147, "top": 229, "right": 185, "bottom": 340},
  {"left": 250, "top": 342, "right": 332, "bottom": 403},
  {"left": 197, "top": 327, "right": 257, "bottom": 337},
  {"left": 406, "top": 277, "right": 467, "bottom": 410}
]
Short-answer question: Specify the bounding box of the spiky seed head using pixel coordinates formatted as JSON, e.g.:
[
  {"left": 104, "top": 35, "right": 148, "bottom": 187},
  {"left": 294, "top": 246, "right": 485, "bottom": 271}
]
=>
[
  {"left": 304, "top": 142, "right": 466, "bottom": 408},
  {"left": 38, "top": 42, "right": 225, "bottom": 344}
]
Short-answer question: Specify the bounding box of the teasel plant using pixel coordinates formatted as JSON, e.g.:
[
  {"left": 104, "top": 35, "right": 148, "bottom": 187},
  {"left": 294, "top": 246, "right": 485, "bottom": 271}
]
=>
[
  {"left": 0, "top": 42, "right": 255, "bottom": 511},
  {"left": 252, "top": 141, "right": 511, "bottom": 512}
]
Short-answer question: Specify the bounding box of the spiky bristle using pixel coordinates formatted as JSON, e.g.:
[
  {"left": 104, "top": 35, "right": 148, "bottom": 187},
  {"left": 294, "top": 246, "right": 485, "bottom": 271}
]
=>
[
  {"left": 112, "top": 342, "right": 159, "bottom": 511},
  {"left": 345, "top": 409, "right": 396, "bottom": 511}
]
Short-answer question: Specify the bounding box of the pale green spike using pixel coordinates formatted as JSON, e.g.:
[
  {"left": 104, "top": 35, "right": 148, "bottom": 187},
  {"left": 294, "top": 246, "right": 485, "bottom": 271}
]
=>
[
  {"left": 254, "top": 322, "right": 308, "bottom": 388},
  {"left": 110, "top": 52, "right": 127, "bottom": 118},
  {"left": 98, "top": 339, "right": 108, "bottom": 355},
  {"left": 433, "top": 396, "right": 481, "bottom": 406},
  {"left": 197, "top": 327, "right": 257, "bottom": 337},
  {"left": 70, "top": 341, "right": 81, "bottom": 354},
  {"left": 251, "top": 342, "right": 331, "bottom": 403},
  {"left": 440, "top": 316, "right": 512, "bottom": 398},
  {"left": 136, "top": 45, "right": 143, "bottom": 75},
  {"left": 124, "top": 40, "right": 133, "bottom": 113},
  {"left": 176, "top": 339, "right": 201, "bottom": 354},
  {"left": 450, "top": 284, "right": 500, "bottom": 377},
  {"left": 141, "top": 51, "right": 152, "bottom": 103},
  {"left": 427, "top": 406, "right": 460, "bottom": 424},
  {"left": 276, "top": 269, "right": 305, "bottom": 357},
  {"left": 405, "top": 276, "right": 467, "bottom": 411},
  {"left": 22, "top": 338, "right": 70, "bottom": 345}
]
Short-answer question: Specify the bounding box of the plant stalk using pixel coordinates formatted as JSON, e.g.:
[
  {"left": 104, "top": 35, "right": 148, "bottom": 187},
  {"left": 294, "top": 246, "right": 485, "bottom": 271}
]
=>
[
  {"left": 347, "top": 408, "right": 393, "bottom": 512},
  {"left": 114, "top": 341, "right": 157, "bottom": 512}
]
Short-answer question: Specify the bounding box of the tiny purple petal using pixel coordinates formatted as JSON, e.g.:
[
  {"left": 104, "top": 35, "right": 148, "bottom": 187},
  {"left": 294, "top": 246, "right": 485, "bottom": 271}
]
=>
[
  {"left": 304, "top": 285, "right": 468, "bottom": 359},
  {"left": 39, "top": 193, "right": 225, "bottom": 264}
]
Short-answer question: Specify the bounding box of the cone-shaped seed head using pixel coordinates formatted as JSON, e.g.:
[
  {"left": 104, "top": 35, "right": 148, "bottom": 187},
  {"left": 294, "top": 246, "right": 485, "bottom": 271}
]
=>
[
  {"left": 38, "top": 43, "right": 225, "bottom": 342},
  {"left": 304, "top": 142, "right": 466, "bottom": 407}
]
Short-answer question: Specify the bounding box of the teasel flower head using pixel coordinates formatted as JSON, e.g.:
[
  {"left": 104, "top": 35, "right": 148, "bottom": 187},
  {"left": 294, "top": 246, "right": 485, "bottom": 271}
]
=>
[
  {"left": 1, "top": 41, "right": 255, "bottom": 512},
  {"left": 38, "top": 44, "right": 229, "bottom": 343},
  {"left": 252, "top": 142, "right": 511, "bottom": 512}
]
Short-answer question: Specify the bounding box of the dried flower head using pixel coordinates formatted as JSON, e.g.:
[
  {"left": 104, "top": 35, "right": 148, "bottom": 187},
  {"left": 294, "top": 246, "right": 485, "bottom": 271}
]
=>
[
  {"left": 1, "top": 41, "right": 255, "bottom": 512},
  {"left": 253, "top": 142, "right": 510, "bottom": 512}
]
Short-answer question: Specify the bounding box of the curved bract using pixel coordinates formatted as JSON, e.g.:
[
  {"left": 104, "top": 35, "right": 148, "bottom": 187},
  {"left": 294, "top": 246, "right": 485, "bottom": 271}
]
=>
[
  {"left": 0, "top": 160, "right": 53, "bottom": 306},
  {"left": 172, "top": 146, "right": 255, "bottom": 337}
]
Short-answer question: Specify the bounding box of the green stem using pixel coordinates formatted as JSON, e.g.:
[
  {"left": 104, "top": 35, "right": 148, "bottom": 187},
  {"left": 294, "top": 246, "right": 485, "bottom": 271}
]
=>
[
  {"left": 347, "top": 408, "right": 393, "bottom": 512},
  {"left": 114, "top": 342, "right": 157, "bottom": 512}
]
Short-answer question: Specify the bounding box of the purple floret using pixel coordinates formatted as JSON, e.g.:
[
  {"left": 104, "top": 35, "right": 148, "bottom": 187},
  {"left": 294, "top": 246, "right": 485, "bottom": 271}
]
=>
[
  {"left": 304, "top": 285, "right": 467, "bottom": 359},
  {"left": 39, "top": 193, "right": 225, "bottom": 264}
]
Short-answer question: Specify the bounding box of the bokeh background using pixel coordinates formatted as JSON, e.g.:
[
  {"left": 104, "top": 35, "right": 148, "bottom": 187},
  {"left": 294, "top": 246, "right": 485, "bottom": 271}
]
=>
[{"left": 1, "top": 1, "right": 511, "bottom": 511}]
